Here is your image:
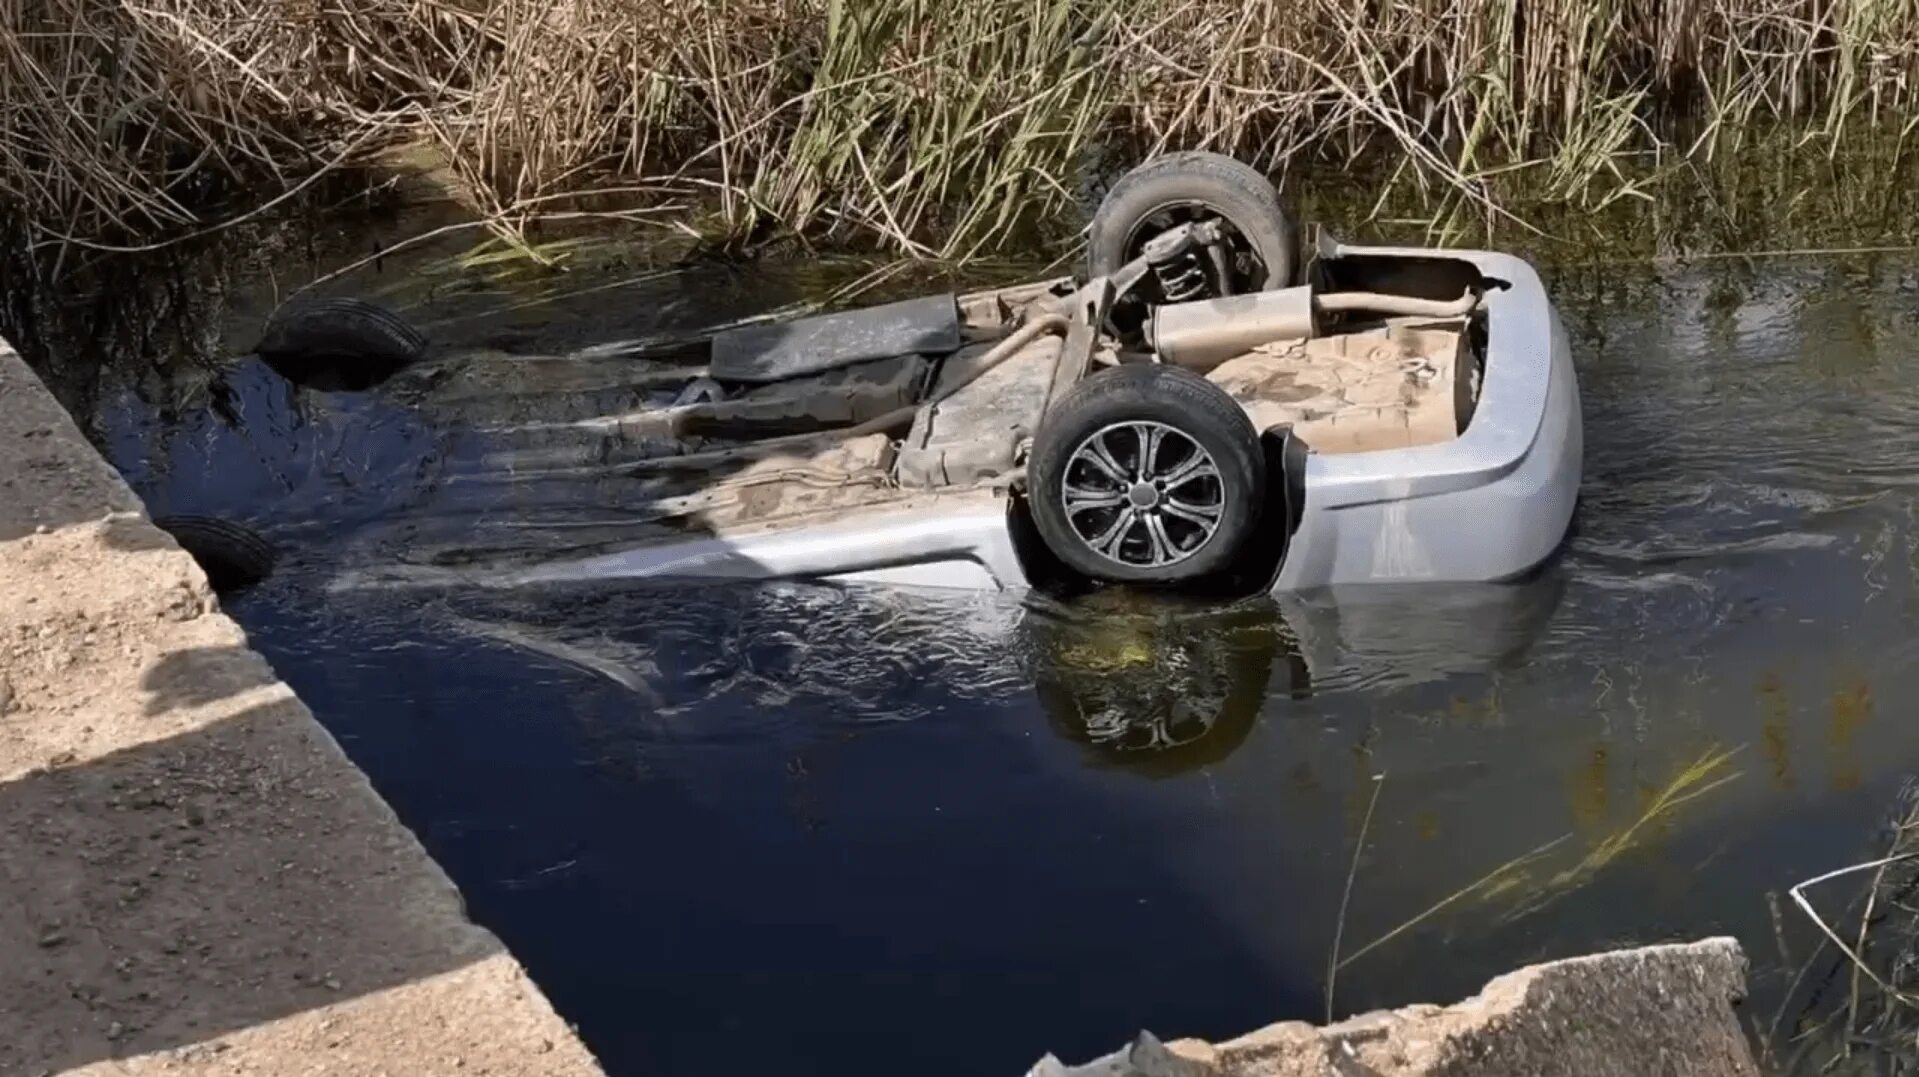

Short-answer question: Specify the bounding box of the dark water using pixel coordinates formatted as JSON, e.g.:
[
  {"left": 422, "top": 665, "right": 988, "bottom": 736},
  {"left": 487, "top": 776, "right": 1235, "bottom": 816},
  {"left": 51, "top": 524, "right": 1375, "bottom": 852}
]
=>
[{"left": 79, "top": 245, "right": 1919, "bottom": 1073}]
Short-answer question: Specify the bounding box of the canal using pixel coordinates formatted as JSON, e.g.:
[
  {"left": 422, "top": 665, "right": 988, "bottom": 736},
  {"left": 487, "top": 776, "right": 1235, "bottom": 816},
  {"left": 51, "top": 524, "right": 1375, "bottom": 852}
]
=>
[{"left": 45, "top": 226, "right": 1919, "bottom": 1074}]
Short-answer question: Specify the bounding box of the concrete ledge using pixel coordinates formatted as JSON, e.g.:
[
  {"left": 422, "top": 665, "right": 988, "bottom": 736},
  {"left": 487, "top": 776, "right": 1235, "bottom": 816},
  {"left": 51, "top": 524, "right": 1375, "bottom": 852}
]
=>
[
  {"left": 1034, "top": 938, "right": 1757, "bottom": 1077},
  {"left": 1, "top": 342, "right": 604, "bottom": 1075}
]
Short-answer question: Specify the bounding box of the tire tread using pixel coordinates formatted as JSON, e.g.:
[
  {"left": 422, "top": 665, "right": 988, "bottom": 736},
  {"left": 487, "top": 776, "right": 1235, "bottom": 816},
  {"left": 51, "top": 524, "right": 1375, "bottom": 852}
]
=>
[
  {"left": 1087, "top": 152, "right": 1300, "bottom": 290},
  {"left": 151, "top": 515, "right": 277, "bottom": 593},
  {"left": 256, "top": 297, "right": 426, "bottom": 365},
  {"left": 1029, "top": 364, "right": 1264, "bottom": 584}
]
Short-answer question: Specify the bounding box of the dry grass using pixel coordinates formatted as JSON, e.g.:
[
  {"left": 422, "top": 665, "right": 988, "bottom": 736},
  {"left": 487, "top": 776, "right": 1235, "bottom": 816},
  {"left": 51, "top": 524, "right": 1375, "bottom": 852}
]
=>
[{"left": 9, "top": 0, "right": 1919, "bottom": 259}]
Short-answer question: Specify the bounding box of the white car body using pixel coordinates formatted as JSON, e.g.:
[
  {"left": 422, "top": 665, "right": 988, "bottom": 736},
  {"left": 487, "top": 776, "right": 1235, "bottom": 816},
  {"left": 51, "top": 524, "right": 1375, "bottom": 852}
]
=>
[{"left": 474, "top": 241, "right": 1580, "bottom": 596}]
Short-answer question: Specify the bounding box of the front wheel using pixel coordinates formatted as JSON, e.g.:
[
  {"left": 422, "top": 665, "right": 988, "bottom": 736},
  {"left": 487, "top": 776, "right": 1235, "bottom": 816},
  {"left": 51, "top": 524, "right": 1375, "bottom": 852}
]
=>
[
  {"left": 254, "top": 297, "right": 427, "bottom": 390},
  {"left": 1028, "top": 364, "right": 1264, "bottom": 585},
  {"left": 151, "top": 515, "right": 277, "bottom": 595}
]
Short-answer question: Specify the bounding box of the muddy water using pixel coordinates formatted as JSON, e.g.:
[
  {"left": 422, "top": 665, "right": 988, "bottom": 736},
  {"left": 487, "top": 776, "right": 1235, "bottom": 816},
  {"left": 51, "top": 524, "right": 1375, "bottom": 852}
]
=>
[{"left": 76, "top": 244, "right": 1919, "bottom": 1074}]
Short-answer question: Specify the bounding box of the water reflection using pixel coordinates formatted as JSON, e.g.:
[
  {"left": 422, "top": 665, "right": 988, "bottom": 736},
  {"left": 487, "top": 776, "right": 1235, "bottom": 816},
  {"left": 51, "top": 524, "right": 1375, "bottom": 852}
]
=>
[
  {"left": 1020, "top": 593, "right": 1302, "bottom": 776},
  {"left": 1277, "top": 573, "right": 1568, "bottom": 693},
  {"left": 1016, "top": 573, "right": 1569, "bottom": 776},
  {"left": 394, "top": 567, "right": 1574, "bottom": 781}
]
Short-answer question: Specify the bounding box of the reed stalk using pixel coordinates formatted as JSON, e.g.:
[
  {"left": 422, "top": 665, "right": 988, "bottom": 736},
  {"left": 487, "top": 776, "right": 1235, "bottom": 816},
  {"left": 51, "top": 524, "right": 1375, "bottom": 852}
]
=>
[{"left": 7, "top": 0, "right": 1919, "bottom": 257}]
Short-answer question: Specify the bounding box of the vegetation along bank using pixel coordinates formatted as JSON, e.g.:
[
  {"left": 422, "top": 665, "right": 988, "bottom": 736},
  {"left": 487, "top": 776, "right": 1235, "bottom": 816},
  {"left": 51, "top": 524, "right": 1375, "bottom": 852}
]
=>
[{"left": 9, "top": 0, "right": 1919, "bottom": 262}]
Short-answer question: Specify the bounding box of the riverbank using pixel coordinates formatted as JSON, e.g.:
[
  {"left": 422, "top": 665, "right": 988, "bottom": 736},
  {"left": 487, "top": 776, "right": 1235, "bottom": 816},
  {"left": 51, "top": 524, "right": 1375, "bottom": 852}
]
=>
[
  {"left": 13, "top": 0, "right": 1919, "bottom": 260},
  {"left": 0, "top": 337, "right": 601, "bottom": 1075}
]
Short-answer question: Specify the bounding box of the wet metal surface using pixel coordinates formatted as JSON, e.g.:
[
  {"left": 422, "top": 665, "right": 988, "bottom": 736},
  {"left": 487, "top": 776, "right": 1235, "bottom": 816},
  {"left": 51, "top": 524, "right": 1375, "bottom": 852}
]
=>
[
  {"left": 710, "top": 292, "right": 962, "bottom": 382},
  {"left": 83, "top": 248, "right": 1919, "bottom": 1074}
]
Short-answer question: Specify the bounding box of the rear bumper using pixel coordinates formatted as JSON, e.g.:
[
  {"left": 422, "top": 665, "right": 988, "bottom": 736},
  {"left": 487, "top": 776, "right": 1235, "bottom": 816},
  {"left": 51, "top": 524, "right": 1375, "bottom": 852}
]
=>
[{"left": 1272, "top": 246, "right": 1582, "bottom": 589}]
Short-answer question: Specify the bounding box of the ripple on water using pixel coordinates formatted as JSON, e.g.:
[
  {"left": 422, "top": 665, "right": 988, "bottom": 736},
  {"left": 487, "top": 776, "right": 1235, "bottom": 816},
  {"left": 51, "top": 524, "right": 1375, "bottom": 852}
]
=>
[{"left": 424, "top": 581, "right": 1034, "bottom": 736}]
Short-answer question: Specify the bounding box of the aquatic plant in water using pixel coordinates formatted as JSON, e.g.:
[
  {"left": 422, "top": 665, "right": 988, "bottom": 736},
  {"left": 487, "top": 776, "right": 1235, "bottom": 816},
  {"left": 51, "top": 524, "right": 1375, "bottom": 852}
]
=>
[{"left": 1328, "top": 745, "right": 1746, "bottom": 989}]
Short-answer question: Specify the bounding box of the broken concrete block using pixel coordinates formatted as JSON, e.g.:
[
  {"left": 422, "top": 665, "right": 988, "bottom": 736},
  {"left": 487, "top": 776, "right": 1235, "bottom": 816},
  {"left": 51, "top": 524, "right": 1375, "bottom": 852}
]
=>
[{"left": 1032, "top": 938, "right": 1757, "bottom": 1077}]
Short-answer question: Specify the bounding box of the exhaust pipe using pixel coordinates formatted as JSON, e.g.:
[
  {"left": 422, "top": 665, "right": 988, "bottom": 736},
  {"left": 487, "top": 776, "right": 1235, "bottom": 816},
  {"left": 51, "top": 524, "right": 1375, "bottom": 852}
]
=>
[
  {"left": 1149, "top": 286, "right": 1478, "bottom": 372},
  {"left": 1148, "top": 287, "right": 1319, "bottom": 371}
]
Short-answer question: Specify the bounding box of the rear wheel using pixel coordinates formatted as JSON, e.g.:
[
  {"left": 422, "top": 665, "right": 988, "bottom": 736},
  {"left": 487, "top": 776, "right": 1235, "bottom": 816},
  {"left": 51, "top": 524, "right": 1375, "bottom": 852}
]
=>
[
  {"left": 1028, "top": 364, "right": 1264, "bottom": 584},
  {"left": 1087, "top": 152, "right": 1301, "bottom": 337}
]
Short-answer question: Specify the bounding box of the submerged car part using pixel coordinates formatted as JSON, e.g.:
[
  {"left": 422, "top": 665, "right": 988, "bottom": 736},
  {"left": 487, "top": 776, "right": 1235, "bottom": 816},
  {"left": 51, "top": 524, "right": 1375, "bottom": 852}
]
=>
[
  {"left": 322, "top": 154, "right": 1577, "bottom": 597},
  {"left": 709, "top": 293, "right": 962, "bottom": 383},
  {"left": 254, "top": 298, "right": 427, "bottom": 390},
  {"left": 151, "top": 515, "right": 277, "bottom": 595}
]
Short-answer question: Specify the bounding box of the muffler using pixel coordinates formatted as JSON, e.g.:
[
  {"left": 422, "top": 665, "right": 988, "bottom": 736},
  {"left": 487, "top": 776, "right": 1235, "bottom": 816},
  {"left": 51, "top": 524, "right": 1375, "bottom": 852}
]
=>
[
  {"left": 1148, "top": 286, "right": 1481, "bottom": 372},
  {"left": 1148, "top": 286, "right": 1319, "bottom": 372}
]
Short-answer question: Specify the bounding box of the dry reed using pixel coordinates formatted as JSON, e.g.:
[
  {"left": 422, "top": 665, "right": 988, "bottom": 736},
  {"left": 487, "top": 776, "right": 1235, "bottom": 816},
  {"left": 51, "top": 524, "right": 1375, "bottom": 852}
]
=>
[
  {"left": 1771, "top": 784, "right": 1919, "bottom": 1074},
  {"left": 7, "top": 0, "right": 1919, "bottom": 258}
]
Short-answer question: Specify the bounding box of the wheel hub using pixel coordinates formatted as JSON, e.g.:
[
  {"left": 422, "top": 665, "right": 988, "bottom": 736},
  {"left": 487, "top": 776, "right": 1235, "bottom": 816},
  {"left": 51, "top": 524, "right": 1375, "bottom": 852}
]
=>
[{"left": 1060, "top": 420, "right": 1228, "bottom": 569}]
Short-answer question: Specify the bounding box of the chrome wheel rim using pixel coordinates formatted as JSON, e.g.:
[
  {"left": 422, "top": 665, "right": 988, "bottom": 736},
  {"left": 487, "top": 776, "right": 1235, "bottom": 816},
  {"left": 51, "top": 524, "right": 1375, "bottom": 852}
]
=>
[{"left": 1060, "top": 421, "right": 1225, "bottom": 569}]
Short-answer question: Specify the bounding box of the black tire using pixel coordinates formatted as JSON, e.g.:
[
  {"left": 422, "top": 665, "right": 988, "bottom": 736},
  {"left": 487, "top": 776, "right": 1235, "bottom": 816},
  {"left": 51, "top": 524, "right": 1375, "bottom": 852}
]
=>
[
  {"left": 151, "top": 515, "right": 277, "bottom": 595},
  {"left": 255, "top": 298, "right": 426, "bottom": 368},
  {"left": 1029, "top": 364, "right": 1264, "bottom": 584},
  {"left": 1087, "top": 152, "right": 1301, "bottom": 294}
]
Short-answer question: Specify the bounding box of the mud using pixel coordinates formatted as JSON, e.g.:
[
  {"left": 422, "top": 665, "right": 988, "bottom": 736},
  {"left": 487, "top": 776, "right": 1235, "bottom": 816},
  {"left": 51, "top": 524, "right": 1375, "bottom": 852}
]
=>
[{"left": 1206, "top": 320, "right": 1469, "bottom": 454}]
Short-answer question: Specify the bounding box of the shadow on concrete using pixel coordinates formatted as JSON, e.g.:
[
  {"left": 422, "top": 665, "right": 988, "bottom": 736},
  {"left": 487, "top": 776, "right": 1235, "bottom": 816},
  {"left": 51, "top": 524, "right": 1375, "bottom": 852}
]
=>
[
  {"left": 140, "top": 644, "right": 282, "bottom": 717},
  {"left": 0, "top": 689, "right": 499, "bottom": 1073}
]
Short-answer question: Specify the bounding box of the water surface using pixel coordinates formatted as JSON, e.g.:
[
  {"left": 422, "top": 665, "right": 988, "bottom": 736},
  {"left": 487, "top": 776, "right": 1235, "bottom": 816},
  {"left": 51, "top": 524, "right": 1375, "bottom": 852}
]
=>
[{"left": 80, "top": 242, "right": 1919, "bottom": 1073}]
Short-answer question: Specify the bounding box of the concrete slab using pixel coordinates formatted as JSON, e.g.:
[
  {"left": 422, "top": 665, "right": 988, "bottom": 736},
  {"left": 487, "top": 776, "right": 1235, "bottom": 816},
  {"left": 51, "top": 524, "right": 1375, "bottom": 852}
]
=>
[
  {"left": 0, "top": 340, "right": 604, "bottom": 1076},
  {"left": 1034, "top": 937, "right": 1758, "bottom": 1077}
]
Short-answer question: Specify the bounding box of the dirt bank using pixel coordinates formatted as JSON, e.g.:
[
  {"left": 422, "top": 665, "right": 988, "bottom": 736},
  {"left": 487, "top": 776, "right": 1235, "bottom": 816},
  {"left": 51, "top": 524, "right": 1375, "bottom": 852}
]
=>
[{"left": 0, "top": 342, "right": 603, "bottom": 1074}]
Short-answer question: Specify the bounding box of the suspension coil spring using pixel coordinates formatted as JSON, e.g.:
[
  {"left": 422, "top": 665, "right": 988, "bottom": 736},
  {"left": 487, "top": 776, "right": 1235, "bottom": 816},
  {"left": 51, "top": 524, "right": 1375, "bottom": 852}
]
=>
[{"left": 1152, "top": 252, "right": 1208, "bottom": 302}]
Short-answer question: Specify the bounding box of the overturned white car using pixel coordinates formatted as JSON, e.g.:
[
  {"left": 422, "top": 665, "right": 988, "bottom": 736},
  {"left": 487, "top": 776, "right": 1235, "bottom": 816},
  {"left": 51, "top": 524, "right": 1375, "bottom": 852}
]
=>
[{"left": 300, "top": 152, "right": 1581, "bottom": 598}]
